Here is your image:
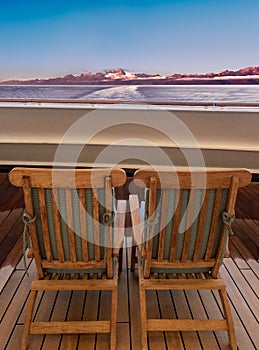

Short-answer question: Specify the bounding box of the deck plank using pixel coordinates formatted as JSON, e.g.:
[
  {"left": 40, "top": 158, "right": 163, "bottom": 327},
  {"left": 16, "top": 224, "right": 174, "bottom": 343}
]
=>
[
  {"left": 0, "top": 208, "right": 24, "bottom": 266},
  {"left": 198, "top": 289, "right": 230, "bottom": 350},
  {"left": 22, "top": 276, "right": 58, "bottom": 349},
  {"left": 59, "top": 275, "right": 85, "bottom": 350},
  {"left": 95, "top": 290, "right": 110, "bottom": 350},
  {"left": 219, "top": 265, "right": 258, "bottom": 349},
  {"left": 146, "top": 290, "right": 167, "bottom": 350},
  {"left": 235, "top": 183, "right": 259, "bottom": 259},
  {"left": 233, "top": 220, "right": 259, "bottom": 259},
  {"left": 0, "top": 237, "right": 23, "bottom": 293},
  {"left": 60, "top": 291, "right": 85, "bottom": 350},
  {"left": 116, "top": 323, "right": 131, "bottom": 349},
  {"left": 127, "top": 267, "right": 142, "bottom": 350},
  {"left": 228, "top": 240, "right": 251, "bottom": 270},
  {"left": 223, "top": 258, "right": 259, "bottom": 321},
  {"left": 5, "top": 324, "right": 23, "bottom": 350},
  {"left": 42, "top": 275, "right": 72, "bottom": 349},
  {"left": 117, "top": 239, "right": 130, "bottom": 323},
  {"left": 184, "top": 289, "right": 220, "bottom": 349},
  {"left": 172, "top": 290, "right": 202, "bottom": 350},
  {"left": 0, "top": 270, "right": 25, "bottom": 320},
  {"left": 0, "top": 261, "right": 36, "bottom": 349},
  {"left": 230, "top": 236, "right": 259, "bottom": 278},
  {"left": 241, "top": 269, "right": 259, "bottom": 301},
  {"left": 157, "top": 290, "right": 184, "bottom": 349},
  {"left": 77, "top": 289, "right": 99, "bottom": 350}
]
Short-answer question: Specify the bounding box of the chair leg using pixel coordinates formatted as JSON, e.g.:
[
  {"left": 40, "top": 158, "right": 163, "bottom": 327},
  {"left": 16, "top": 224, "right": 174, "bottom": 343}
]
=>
[
  {"left": 21, "top": 290, "right": 38, "bottom": 350},
  {"left": 131, "top": 245, "right": 136, "bottom": 271},
  {"left": 139, "top": 286, "right": 148, "bottom": 350},
  {"left": 110, "top": 288, "right": 118, "bottom": 350},
  {"left": 118, "top": 247, "right": 123, "bottom": 273},
  {"left": 219, "top": 288, "right": 237, "bottom": 350}
]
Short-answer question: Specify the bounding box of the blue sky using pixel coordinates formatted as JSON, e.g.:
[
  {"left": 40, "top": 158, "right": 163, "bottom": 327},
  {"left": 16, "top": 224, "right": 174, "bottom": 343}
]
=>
[{"left": 0, "top": 0, "right": 258, "bottom": 80}]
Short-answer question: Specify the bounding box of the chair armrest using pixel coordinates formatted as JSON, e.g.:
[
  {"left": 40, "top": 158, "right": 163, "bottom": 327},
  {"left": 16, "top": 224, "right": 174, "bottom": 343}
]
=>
[
  {"left": 129, "top": 195, "right": 145, "bottom": 255},
  {"left": 113, "top": 200, "right": 127, "bottom": 257}
]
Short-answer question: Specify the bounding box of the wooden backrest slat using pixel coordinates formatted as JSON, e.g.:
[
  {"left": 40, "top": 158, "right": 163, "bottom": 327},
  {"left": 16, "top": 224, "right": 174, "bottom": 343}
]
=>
[
  {"left": 105, "top": 177, "right": 113, "bottom": 278},
  {"left": 204, "top": 188, "right": 222, "bottom": 261},
  {"left": 158, "top": 189, "right": 168, "bottom": 261},
  {"left": 52, "top": 189, "right": 65, "bottom": 262},
  {"left": 213, "top": 175, "right": 240, "bottom": 276},
  {"left": 38, "top": 188, "right": 53, "bottom": 262},
  {"left": 193, "top": 189, "right": 208, "bottom": 262},
  {"left": 144, "top": 176, "right": 157, "bottom": 278},
  {"left": 169, "top": 189, "right": 182, "bottom": 262},
  {"left": 65, "top": 189, "right": 77, "bottom": 263},
  {"left": 93, "top": 190, "right": 100, "bottom": 261},
  {"left": 22, "top": 177, "right": 44, "bottom": 278},
  {"left": 181, "top": 190, "right": 196, "bottom": 262},
  {"left": 226, "top": 175, "right": 240, "bottom": 214},
  {"left": 79, "top": 188, "right": 88, "bottom": 262}
]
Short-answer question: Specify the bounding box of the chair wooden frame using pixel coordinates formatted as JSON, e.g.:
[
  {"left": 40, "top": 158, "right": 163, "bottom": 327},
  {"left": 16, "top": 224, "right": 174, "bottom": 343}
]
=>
[
  {"left": 9, "top": 167, "right": 127, "bottom": 350},
  {"left": 129, "top": 168, "right": 251, "bottom": 350}
]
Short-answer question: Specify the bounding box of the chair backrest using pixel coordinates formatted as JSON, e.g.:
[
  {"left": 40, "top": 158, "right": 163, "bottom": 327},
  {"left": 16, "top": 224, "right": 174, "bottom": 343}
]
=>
[
  {"left": 9, "top": 168, "right": 126, "bottom": 279},
  {"left": 133, "top": 168, "right": 251, "bottom": 278}
]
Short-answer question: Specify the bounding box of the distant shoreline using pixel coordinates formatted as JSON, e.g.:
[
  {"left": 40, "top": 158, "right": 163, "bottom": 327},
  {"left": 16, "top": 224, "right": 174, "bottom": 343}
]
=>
[
  {"left": 1, "top": 80, "right": 259, "bottom": 85},
  {"left": 1, "top": 66, "right": 259, "bottom": 85}
]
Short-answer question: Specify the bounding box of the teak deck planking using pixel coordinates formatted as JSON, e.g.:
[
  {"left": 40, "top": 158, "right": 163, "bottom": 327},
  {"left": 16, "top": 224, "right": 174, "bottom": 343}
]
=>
[{"left": 0, "top": 174, "right": 258, "bottom": 349}]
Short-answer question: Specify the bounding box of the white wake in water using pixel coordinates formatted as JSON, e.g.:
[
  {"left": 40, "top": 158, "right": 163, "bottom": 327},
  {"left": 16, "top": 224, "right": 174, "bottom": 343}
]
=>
[
  {"left": 1, "top": 85, "right": 259, "bottom": 103},
  {"left": 80, "top": 85, "right": 145, "bottom": 101}
]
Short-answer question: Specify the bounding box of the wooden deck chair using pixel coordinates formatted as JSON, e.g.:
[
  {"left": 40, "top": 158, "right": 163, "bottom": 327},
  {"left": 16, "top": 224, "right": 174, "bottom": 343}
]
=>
[
  {"left": 9, "top": 167, "right": 127, "bottom": 350},
  {"left": 129, "top": 168, "right": 251, "bottom": 350}
]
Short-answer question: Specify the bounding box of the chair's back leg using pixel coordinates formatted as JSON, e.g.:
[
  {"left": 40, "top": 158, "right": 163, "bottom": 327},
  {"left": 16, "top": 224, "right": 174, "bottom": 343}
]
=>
[{"left": 218, "top": 288, "right": 237, "bottom": 350}]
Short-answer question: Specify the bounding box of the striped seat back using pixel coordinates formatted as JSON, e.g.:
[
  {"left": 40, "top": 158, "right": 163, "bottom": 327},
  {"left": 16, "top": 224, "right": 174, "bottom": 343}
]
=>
[
  {"left": 9, "top": 168, "right": 126, "bottom": 279},
  {"left": 133, "top": 168, "right": 251, "bottom": 278},
  {"left": 31, "top": 187, "right": 108, "bottom": 262}
]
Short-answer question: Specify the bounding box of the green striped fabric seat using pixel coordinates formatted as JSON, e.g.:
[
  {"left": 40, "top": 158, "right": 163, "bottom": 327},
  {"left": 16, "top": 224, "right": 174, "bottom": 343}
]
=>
[
  {"left": 143, "top": 188, "right": 229, "bottom": 274},
  {"left": 31, "top": 187, "right": 112, "bottom": 273}
]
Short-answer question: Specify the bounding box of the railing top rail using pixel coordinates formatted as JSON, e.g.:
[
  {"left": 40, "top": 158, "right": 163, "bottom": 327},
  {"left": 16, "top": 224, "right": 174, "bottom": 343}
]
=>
[{"left": 0, "top": 98, "right": 259, "bottom": 108}]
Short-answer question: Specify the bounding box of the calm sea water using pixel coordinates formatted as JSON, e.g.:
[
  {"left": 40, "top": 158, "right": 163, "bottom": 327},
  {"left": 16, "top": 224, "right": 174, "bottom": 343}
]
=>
[{"left": 0, "top": 85, "right": 259, "bottom": 103}]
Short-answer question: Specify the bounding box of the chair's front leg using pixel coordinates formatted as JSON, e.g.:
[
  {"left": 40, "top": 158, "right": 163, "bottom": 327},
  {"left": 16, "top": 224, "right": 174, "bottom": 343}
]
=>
[
  {"left": 139, "top": 285, "right": 148, "bottom": 350},
  {"left": 218, "top": 288, "right": 237, "bottom": 350},
  {"left": 110, "top": 287, "right": 118, "bottom": 350},
  {"left": 21, "top": 289, "right": 38, "bottom": 350}
]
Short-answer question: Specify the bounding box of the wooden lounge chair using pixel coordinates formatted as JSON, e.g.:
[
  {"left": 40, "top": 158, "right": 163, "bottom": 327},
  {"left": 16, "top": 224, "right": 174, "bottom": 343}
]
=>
[
  {"left": 129, "top": 168, "right": 251, "bottom": 350},
  {"left": 9, "top": 167, "right": 127, "bottom": 350}
]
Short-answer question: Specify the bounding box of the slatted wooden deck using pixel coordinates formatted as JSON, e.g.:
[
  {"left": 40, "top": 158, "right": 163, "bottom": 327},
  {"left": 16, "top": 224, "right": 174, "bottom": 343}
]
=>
[{"left": 0, "top": 173, "right": 258, "bottom": 350}]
